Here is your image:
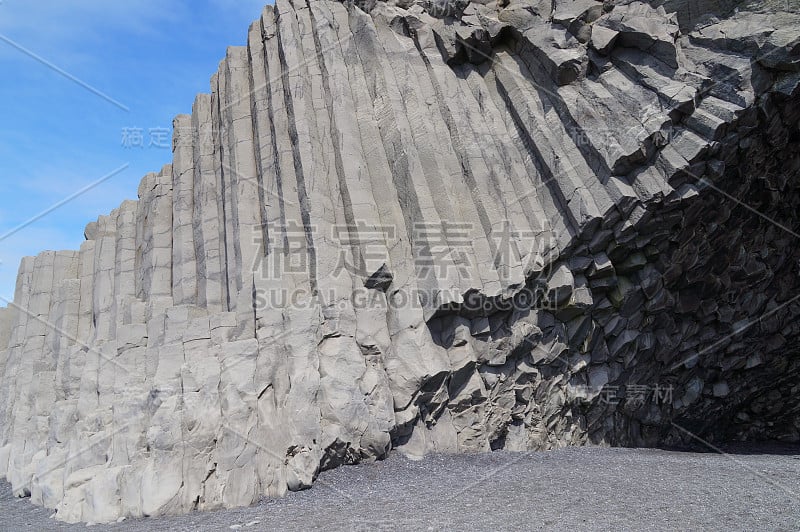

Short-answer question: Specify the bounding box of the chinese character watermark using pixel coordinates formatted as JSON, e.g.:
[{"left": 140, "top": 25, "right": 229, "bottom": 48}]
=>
[
  {"left": 572, "top": 383, "right": 674, "bottom": 406},
  {"left": 121, "top": 126, "right": 174, "bottom": 149}
]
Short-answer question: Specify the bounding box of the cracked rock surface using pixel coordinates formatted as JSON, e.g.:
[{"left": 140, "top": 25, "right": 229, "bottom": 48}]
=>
[{"left": 0, "top": 0, "right": 799, "bottom": 523}]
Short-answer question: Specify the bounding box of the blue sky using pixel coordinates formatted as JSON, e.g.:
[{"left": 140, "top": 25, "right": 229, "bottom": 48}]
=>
[{"left": 0, "top": 0, "right": 269, "bottom": 299}]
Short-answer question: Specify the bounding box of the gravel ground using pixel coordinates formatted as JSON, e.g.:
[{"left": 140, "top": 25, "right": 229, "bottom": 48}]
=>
[{"left": 2, "top": 445, "right": 799, "bottom": 531}]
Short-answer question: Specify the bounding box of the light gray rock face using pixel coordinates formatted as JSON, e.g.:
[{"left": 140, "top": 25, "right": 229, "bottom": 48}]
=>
[{"left": 1, "top": 0, "right": 799, "bottom": 523}]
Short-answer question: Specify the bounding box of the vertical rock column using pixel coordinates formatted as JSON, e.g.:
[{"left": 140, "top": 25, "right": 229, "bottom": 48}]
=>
[
  {"left": 0, "top": 257, "right": 33, "bottom": 477},
  {"left": 93, "top": 213, "right": 122, "bottom": 417},
  {"left": 67, "top": 240, "right": 95, "bottom": 417},
  {"left": 45, "top": 252, "right": 81, "bottom": 406},
  {"left": 346, "top": 6, "right": 456, "bottom": 447},
  {"left": 9, "top": 253, "right": 56, "bottom": 488},
  {"left": 307, "top": 0, "right": 397, "bottom": 461},
  {"left": 211, "top": 71, "right": 236, "bottom": 312},
  {"left": 136, "top": 166, "right": 174, "bottom": 320},
  {"left": 244, "top": 7, "right": 311, "bottom": 497},
  {"left": 406, "top": 24, "right": 505, "bottom": 296},
  {"left": 92, "top": 215, "right": 118, "bottom": 342},
  {"left": 46, "top": 241, "right": 95, "bottom": 511},
  {"left": 172, "top": 115, "right": 198, "bottom": 306},
  {"left": 275, "top": 0, "right": 350, "bottom": 483},
  {"left": 32, "top": 252, "right": 80, "bottom": 509},
  {"left": 47, "top": 237, "right": 97, "bottom": 457},
  {"left": 0, "top": 308, "right": 11, "bottom": 349},
  {"left": 110, "top": 199, "right": 148, "bottom": 509},
  {"left": 191, "top": 94, "right": 227, "bottom": 312},
  {"left": 114, "top": 201, "right": 140, "bottom": 333},
  {"left": 0, "top": 304, "right": 13, "bottom": 473},
  {"left": 0, "top": 306, "right": 13, "bottom": 382},
  {"left": 76, "top": 239, "right": 95, "bottom": 343},
  {"left": 361, "top": 9, "right": 470, "bottom": 312},
  {"left": 324, "top": 1, "right": 428, "bottom": 454},
  {"left": 5, "top": 251, "right": 79, "bottom": 491},
  {"left": 220, "top": 46, "right": 263, "bottom": 337},
  {"left": 246, "top": 13, "right": 290, "bottom": 498}
]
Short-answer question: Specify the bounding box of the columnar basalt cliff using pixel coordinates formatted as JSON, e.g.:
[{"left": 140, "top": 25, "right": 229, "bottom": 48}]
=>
[{"left": 1, "top": 0, "right": 799, "bottom": 523}]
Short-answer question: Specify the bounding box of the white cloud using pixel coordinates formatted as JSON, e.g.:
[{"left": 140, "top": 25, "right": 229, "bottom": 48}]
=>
[
  {"left": 0, "top": 0, "right": 179, "bottom": 37},
  {"left": 0, "top": 0, "right": 182, "bottom": 67},
  {"left": 0, "top": 0, "right": 269, "bottom": 38}
]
